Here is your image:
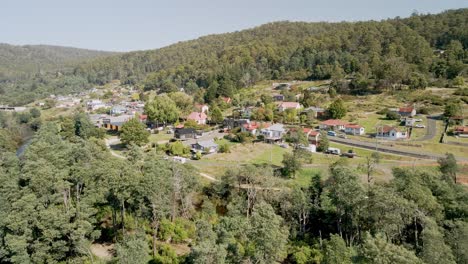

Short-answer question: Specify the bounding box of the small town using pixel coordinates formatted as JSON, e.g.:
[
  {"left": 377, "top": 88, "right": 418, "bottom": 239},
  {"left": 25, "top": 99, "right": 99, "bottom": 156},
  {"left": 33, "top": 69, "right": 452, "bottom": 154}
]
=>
[{"left": 0, "top": 3, "right": 467, "bottom": 264}]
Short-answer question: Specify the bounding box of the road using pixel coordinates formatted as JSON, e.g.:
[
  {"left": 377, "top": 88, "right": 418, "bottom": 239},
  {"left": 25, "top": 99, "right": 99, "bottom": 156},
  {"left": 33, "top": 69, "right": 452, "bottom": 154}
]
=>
[
  {"left": 414, "top": 115, "right": 439, "bottom": 141},
  {"left": 329, "top": 136, "right": 467, "bottom": 161}
]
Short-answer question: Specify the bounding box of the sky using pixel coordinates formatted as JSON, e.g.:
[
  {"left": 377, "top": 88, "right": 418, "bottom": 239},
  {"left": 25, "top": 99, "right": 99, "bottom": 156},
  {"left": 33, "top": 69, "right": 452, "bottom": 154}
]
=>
[{"left": 1, "top": 0, "right": 466, "bottom": 52}]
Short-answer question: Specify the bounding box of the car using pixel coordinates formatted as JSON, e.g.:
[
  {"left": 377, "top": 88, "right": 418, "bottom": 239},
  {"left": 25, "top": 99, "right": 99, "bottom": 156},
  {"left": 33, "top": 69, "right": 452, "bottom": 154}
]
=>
[
  {"left": 279, "top": 143, "right": 289, "bottom": 149},
  {"left": 326, "top": 147, "right": 341, "bottom": 155},
  {"left": 327, "top": 131, "right": 337, "bottom": 137},
  {"left": 414, "top": 119, "right": 423, "bottom": 122},
  {"left": 415, "top": 124, "right": 426, "bottom": 128},
  {"left": 341, "top": 149, "right": 357, "bottom": 158},
  {"left": 338, "top": 134, "right": 347, "bottom": 139}
]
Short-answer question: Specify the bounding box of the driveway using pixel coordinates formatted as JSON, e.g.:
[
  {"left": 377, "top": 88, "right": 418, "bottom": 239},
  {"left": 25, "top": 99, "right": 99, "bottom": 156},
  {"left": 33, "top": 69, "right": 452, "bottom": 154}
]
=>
[{"left": 413, "top": 115, "right": 439, "bottom": 141}]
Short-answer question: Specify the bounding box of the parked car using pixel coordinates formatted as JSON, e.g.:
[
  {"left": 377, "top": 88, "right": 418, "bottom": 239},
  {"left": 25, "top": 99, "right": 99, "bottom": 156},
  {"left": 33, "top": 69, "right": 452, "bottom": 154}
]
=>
[
  {"left": 280, "top": 143, "right": 289, "bottom": 149},
  {"left": 415, "top": 124, "right": 426, "bottom": 128},
  {"left": 338, "top": 133, "right": 347, "bottom": 139},
  {"left": 414, "top": 119, "right": 423, "bottom": 122},
  {"left": 166, "top": 129, "right": 174, "bottom": 134},
  {"left": 327, "top": 131, "right": 337, "bottom": 137},
  {"left": 341, "top": 149, "right": 357, "bottom": 158},
  {"left": 326, "top": 147, "right": 341, "bottom": 155}
]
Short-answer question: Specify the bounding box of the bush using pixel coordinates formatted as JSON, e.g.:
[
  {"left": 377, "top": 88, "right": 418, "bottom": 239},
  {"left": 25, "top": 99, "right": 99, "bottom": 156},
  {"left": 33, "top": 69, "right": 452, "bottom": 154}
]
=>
[
  {"left": 376, "top": 108, "right": 389, "bottom": 115},
  {"left": 218, "top": 143, "right": 231, "bottom": 153},
  {"left": 386, "top": 111, "right": 399, "bottom": 120}
]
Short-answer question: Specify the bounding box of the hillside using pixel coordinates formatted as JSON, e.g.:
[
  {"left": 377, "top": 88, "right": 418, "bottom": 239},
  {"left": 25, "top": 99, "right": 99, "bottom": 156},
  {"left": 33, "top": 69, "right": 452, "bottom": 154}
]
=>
[
  {"left": 0, "top": 8, "right": 466, "bottom": 105},
  {"left": 0, "top": 44, "right": 115, "bottom": 79}
]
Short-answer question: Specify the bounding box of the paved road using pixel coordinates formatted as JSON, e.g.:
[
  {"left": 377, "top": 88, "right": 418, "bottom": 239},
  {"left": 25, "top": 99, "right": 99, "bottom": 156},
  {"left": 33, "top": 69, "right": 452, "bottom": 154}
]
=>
[
  {"left": 414, "top": 115, "right": 439, "bottom": 141},
  {"left": 329, "top": 136, "right": 467, "bottom": 161}
]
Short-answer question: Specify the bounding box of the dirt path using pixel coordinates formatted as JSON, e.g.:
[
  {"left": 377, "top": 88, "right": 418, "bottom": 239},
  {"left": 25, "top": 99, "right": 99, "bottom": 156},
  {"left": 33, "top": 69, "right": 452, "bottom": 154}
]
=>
[
  {"left": 90, "top": 243, "right": 114, "bottom": 260},
  {"left": 105, "top": 138, "right": 126, "bottom": 159}
]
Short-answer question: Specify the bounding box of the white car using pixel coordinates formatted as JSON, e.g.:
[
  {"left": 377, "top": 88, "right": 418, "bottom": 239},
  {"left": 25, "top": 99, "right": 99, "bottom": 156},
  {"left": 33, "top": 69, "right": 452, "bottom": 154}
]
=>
[
  {"left": 414, "top": 119, "right": 423, "bottom": 122},
  {"left": 415, "top": 124, "right": 425, "bottom": 128}
]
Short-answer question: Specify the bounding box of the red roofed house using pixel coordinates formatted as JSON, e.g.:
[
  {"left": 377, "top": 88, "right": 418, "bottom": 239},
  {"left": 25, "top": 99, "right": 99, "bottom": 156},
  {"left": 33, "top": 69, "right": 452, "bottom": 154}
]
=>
[
  {"left": 398, "top": 106, "right": 416, "bottom": 117},
  {"left": 187, "top": 112, "right": 207, "bottom": 125},
  {"left": 376, "top": 125, "right": 407, "bottom": 140},
  {"left": 139, "top": 114, "right": 148, "bottom": 123},
  {"left": 278, "top": 102, "right": 302, "bottom": 112},
  {"left": 345, "top": 124, "right": 365, "bottom": 135},
  {"left": 320, "top": 119, "right": 348, "bottom": 131},
  {"left": 303, "top": 128, "right": 321, "bottom": 145},
  {"left": 454, "top": 126, "right": 468, "bottom": 137},
  {"left": 241, "top": 121, "right": 271, "bottom": 135}
]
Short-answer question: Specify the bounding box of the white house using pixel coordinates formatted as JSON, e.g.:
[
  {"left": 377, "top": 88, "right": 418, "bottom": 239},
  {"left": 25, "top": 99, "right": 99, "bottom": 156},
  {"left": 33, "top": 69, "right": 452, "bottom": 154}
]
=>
[
  {"left": 261, "top": 123, "right": 286, "bottom": 142},
  {"left": 344, "top": 124, "right": 365, "bottom": 135},
  {"left": 376, "top": 125, "right": 408, "bottom": 140},
  {"left": 87, "top": 100, "right": 106, "bottom": 111},
  {"left": 398, "top": 106, "right": 416, "bottom": 117}
]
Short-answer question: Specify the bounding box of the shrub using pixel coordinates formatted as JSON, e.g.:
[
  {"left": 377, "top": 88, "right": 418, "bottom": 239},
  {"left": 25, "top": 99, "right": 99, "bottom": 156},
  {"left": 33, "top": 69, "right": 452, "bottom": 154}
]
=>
[
  {"left": 386, "top": 111, "right": 399, "bottom": 120},
  {"left": 218, "top": 143, "right": 231, "bottom": 153}
]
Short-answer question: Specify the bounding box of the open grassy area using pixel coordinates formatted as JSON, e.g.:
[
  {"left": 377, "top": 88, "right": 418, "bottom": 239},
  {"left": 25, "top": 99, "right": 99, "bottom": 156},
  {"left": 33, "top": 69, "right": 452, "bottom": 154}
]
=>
[{"left": 148, "top": 132, "right": 173, "bottom": 144}]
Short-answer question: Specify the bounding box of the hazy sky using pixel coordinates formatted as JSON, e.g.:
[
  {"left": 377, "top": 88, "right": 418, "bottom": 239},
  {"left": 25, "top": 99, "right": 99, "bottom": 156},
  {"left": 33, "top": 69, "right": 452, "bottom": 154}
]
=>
[{"left": 1, "top": 0, "right": 466, "bottom": 52}]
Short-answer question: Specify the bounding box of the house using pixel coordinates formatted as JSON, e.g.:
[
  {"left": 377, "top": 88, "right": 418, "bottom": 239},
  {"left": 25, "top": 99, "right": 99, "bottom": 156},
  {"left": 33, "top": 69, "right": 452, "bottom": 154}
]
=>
[
  {"left": 192, "top": 140, "right": 218, "bottom": 154},
  {"left": 398, "top": 106, "right": 416, "bottom": 117},
  {"left": 261, "top": 123, "right": 286, "bottom": 142},
  {"left": 87, "top": 100, "right": 106, "bottom": 111},
  {"left": 454, "top": 126, "right": 468, "bottom": 137},
  {"left": 0, "top": 106, "right": 27, "bottom": 112},
  {"left": 345, "top": 124, "right": 365, "bottom": 135},
  {"left": 376, "top": 125, "right": 408, "bottom": 140},
  {"left": 223, "top": 118, "right": 250, "bottom": 130},
  {"left": 102, "top": 114, "right": 134, "bottom": 131},
  {"left": 242, "top": 122, "right": 271, "bottom": 136},
  {"left": 278, "top": 102, "right": 301, "bottom": 112},
  {"left": 175, "top": 128, "right": 197, "bottom": 140},
  {"left": 302, "top": 128, "right": 321, "bottom": 145},
  {"left": 195, "top": 104, "right": 209, "bottom": 114},
  {"left": 302, "top": 106, "right": 326, "bottom": 119},
  {"left": 187, "top": 112, "right": 207, "bottom": 125},
  {"left": 273, "top": 94, "right": 285, "bottom": 101},
  {"left": 111, "top": 105, "right": 127, "bottom": 115},
  {"left": 320, "top": 119, "right": 348, "bottom": 131}
]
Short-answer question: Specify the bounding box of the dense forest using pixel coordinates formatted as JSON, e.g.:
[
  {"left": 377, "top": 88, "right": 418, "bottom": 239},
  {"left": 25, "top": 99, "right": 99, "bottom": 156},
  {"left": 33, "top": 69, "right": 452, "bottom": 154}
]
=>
[
  {"left": 0, "top": 9, "right": 467, "bottom": 105},
  {"left": 0, "top": 112, "right": 467, "bottom": 263}
]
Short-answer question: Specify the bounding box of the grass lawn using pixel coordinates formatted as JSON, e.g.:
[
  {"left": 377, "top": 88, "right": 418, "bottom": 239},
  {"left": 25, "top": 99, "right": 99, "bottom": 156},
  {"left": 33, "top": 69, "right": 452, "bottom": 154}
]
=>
[{"left": 148, "top": 133, "right": 173, "bottom": 143}]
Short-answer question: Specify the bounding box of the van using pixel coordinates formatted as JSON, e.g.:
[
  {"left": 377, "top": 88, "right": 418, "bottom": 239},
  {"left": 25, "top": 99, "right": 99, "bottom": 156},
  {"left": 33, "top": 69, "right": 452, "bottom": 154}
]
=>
[
  {"left": 327, "top": 131, "right": 337, "bottom": 137},
  {"left": 326, "top": 147, "right": 341, "bottom": 155}
]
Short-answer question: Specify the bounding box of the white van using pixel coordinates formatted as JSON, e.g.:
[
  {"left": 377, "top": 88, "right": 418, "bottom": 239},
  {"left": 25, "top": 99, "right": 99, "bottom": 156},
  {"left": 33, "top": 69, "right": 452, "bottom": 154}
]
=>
[{"left": 326, "top": 147, "right": 341, "bottom": 155}]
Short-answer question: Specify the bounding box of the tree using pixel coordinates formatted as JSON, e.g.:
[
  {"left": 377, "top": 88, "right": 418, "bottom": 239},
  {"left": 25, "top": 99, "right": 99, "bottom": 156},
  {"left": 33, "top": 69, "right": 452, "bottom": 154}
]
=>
[
  {"left": 282, "top": 152, "right": 302, "bottom": 178},
  {"left": 328, "top": 98, "right": 347, "bottom": 119},
  {"left": 438, "top": 153, "right": 458, "bottom": 183},
  {"left": 210, "top": 106, "right": 223, "bottom": 124},
  {"left": 358, "top": 233, "right": 423, "bottom": 264},
  {"left": 365, "top": 152, "right": 380, "bottom": 186},
  {"left": 145, "top": 95, "right": 180, "bottom": 125},
  {"left": 115, "top": 233, "right": 149, "bottom": 264},
  {"left": 408, "top": 73, "right": 428, "bottom": 89},
  {"left": 444, "top": 101, "right": 463, "bottom": 119},
  {"left": 386, "top": 111, "right": 400, "bottom": 120},
  {"left": 168, "top": 92, "right": 194, "bottom": 115},
  {"left": 29, "top": 108, "right": 41, "bottom": 118},
  {"left": 120, "top": 118, "right": 150, "bottom": 146},
  {"left": 322, "top": 234, "right": 353, "bottom": 264},
  {"left": 317, "top": 131, "right": 329, "bottom": 152},
  {"left": 420, "top": 219, "right": 456, "bottom": 264},
  {"left": 452, "top": 76, "right": 464, "bottom": 87}
]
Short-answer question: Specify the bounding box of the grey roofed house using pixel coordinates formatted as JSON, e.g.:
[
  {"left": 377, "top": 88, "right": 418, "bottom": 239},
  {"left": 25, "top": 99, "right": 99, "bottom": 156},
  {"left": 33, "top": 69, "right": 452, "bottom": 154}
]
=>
[
  {"left": 192, "top": 140, "right": 218, "bottom": 153},
  {"left": 111, "top": 105, "right": 127, "bottom": 115},
  {"left": 223, "top": 118, "right": 250, "bottom": 129}
]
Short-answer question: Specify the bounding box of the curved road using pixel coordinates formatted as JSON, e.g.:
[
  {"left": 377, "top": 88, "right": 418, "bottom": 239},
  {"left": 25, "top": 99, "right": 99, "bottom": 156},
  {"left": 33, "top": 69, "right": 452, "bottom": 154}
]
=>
[{"left": 413, "top": 115, "right": 439, "bottom": 142}]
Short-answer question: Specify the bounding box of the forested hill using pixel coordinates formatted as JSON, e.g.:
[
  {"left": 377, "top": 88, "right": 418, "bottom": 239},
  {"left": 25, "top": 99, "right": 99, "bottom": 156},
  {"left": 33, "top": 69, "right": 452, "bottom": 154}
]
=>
[
  {"left": 1, "top": 8, "right": 467, "bottom": 105},
  {"left": 71, "top": 8, "right": 468, "bottom": 96},
  {"left": 0, "top": 44, "right": 115, "bottom": 79}
]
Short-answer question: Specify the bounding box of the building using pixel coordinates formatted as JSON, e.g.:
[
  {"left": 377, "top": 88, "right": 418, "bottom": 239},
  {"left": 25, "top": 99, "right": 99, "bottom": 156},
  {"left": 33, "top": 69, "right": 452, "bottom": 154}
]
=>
[
  {"left": 111, "top": 105, "right": 127, "bottom": 115},
  {"left": 102, "top": 114, "right": 134, "bottom": 131},
  {"left": 278, "top": 102, "right": 301, "bottom": 112},
  {"left": 344, "top": 124, "right": 365, "bottom": 135},
  {"left": 87, "top": 100, "right": 106, "bottom": 111},
  {"left": 302, "top": 128, "right": 321, "bottom": 145},
  {"left": 192, "top": 140, "right": 218, "bottom": 154},
  {"left": 320, "top": 119, "right": 348, "bottom": 131},
  {"left": 261, "top": 123, "right": 286, "bottom": 142},
  {"left": 223, "top": 118, "right": 250, "bottom": 130},
  {"left": 273, "top": 94, "right": 285, "bottom": 101},
  {"left": 0, "top": 106, "right": 27, "bottom": 112},
  {"left": 174, "top": 128, "right": 197, "bottom": 140},
  {"left": 302, "top": 106, "right": 326, "bottom": 119},
  {"left": 398, "top": 106, "right": 416, "bottom": 117},
  {"left": 187, "top": 112, "right": 208, "bottom": 125},
  {"left": 195, "top": 104, "right": 209, "bottom": 114},
  {"left": 242, "top": 122, "right": 271, "bottom": 136},
  {"left": 376, "top": 125, "right": 408, "bottom": 140},
  {"left": 454, "top": 126, "right": 468, "bottom": 137}
]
